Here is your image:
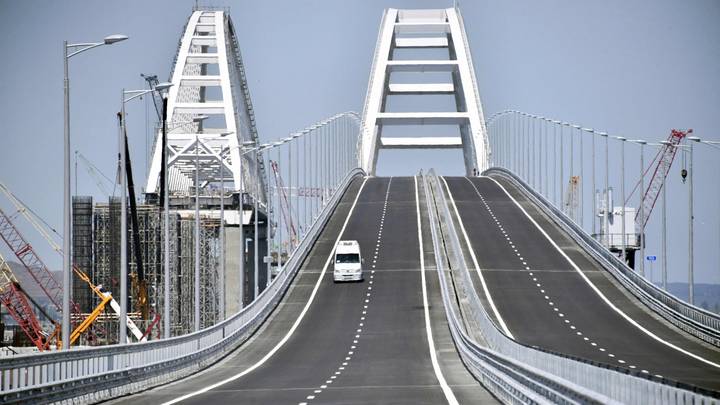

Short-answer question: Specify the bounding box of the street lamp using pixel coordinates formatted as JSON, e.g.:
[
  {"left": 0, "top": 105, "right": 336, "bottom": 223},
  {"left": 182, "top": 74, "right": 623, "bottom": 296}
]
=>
[
  {"left": 614, "top": 136, "right": 627, "bottom": 265},
  {"left": 62, "top": 34, "right": 128, "bottom": 350},
  {"left": 630, "top": 139, "right": 647, "bottom": 277},
  {"left": 687, "top": 135, "right": 700, "bottom": 305},
  {"left": 119, "top": 82, "right": 172, "bottom": 345}
]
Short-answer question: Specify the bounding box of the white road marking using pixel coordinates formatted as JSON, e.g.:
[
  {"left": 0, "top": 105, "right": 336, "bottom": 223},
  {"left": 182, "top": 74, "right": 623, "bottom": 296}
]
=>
[
  {"left": 441, "top": 177, "right": 513, "bottom": 338},
  {"left": 483, "top": 176, "right": 720, "bottom": 369},
  {"left": 161, "top": 178, "right": 369, "bottom": 405},
  {"left": 415, "top": 175, "right": 459, "bottom": 405}
]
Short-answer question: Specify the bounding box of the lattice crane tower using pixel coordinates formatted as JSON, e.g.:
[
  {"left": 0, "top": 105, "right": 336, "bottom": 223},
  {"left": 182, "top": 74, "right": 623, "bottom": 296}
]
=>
[
  {"left": 360, "top": 8, "right": 490, "bottom": 176},
  {"left": 146, "top": 9, "right": 265, "bottom": 206}
]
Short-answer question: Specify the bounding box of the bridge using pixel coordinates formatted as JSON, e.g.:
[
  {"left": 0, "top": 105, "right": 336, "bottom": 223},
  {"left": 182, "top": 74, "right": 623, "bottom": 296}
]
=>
[{"left": 1, "top": 6, "right": 719, "bottom": 405}]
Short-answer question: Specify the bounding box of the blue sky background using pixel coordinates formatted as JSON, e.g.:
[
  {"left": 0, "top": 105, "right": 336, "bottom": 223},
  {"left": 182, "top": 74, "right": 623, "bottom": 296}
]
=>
[{"left": 0, "top": 0, "right": 718, "bottom": 291}]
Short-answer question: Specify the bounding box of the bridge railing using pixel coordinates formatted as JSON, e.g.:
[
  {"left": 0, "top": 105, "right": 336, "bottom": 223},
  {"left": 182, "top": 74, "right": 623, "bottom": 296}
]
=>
[
  {"left": 422, "top": 169, "right": 719, "bottom": 404},
  {"left": 0, "top": 113, "right": 364, "bottom": 404}
]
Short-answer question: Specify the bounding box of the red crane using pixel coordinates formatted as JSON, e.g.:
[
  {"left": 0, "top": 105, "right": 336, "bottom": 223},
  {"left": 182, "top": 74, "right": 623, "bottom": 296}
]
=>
[
  {"left": 626, "top": 129, "right": 691, "bottom": 229},
  {"left": 0, "top": 252, "right": 57, "bottom": 350}
]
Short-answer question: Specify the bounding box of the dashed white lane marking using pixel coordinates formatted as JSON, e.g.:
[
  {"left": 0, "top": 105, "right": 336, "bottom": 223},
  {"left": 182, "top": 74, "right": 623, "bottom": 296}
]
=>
[
  {"left": 415, "top": 176, "right": 459, "bottom": 405},
  {"left": 441, "top": 177, "right": 514, "bottom": 338},
  {"left": 162, "top": 178, "right": 369, "bottom": 405},
  {"left": 302, "top": 178, "right": 393, "bottom": 403},
  {"left": 463, "top": 177, "right": 657, "bottom": 375},
  {"left": 483, "top": 176, "right": 720, "bottom": 370}
]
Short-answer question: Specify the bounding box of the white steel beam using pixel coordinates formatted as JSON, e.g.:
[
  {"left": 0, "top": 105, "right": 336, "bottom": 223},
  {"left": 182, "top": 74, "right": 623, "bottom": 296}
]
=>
[
  {"left": 386, "top": 60, "right": 458, "bottom": 72},
  {"left": 376, "top": 112, "right": 469, "bottom": 125},
  {"left": 181, "top": 75, "right": 222, "bottom": 87},
  {"left": 394, "top": 37, "right": 448, "bottom": 48},
  {"left": 381, "top": 137, "right": 462, "bottom": 149},
  {"left": 388, "top": 83, "right": 454, "bottom": 94},
  {"left": 187, "top": 53, "right": 219, "bottom": 64}
]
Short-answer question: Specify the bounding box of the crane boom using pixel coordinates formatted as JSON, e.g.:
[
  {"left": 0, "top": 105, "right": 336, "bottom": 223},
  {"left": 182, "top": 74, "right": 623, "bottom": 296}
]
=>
[
  {"left": 0, "top": 252, "right": 52, "bottom": 350},
  {"left": 626, "top": 129, "right": 689, "bottom": 229}
]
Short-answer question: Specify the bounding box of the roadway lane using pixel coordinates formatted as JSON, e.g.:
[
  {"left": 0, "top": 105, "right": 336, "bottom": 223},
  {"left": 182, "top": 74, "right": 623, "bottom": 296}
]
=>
[
  {"left": 114, "top": 177, "right": 497, "bottom": 404},
  {"left": 443, "top": 176, "right": 720, "bottom": 392}
]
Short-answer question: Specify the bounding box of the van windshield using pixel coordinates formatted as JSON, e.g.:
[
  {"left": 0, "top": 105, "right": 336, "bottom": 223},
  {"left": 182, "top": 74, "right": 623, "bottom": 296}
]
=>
[{"left": 336, "top": 253, "right": 360, "bottom": 263}]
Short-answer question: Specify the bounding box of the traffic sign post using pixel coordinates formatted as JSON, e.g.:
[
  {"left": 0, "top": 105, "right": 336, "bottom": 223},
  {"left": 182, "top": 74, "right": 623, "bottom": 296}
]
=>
[{"left": 646, "top": 255, "right": 657, "bottom": 284}]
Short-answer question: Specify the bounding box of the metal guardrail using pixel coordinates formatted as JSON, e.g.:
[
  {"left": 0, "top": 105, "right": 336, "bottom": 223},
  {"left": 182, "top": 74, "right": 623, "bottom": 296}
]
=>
[
  {"left": 422, "top": 169, "right": 719, "bottom": 404},
  {"left": 484, "top": 167, "right": 720, "bottom": 348},
  {"left": 0, "top": 169, "right": 365, "bottom": 404}
]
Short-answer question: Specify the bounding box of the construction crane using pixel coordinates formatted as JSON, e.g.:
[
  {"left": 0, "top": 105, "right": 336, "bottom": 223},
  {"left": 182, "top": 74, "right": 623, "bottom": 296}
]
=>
[
  {"left": 76, "top": 151, "right": 114, "bottom": 196},
  {"left": 0, "top": 251, "right": 59, "bottom": 350},
  {"left": 270, "top": 160, "right": 298, "bottom": 249},
  {"left": 626, "top": 129, "right": 690, "bottom": 229},
  {"left": 140, "top": 73, "right": 163, "bottom": 122},
  {"left": 0, "top": 182, "right": 148, "bottom": 345},
  {"left": 117, "top": 112, "right": 150, "bottom": 320}
]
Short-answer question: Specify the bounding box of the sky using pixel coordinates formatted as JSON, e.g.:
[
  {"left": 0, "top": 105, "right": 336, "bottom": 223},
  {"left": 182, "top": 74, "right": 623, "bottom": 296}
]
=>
[{"left": 0, "top": 0, "right": 718, "bottom": 289}]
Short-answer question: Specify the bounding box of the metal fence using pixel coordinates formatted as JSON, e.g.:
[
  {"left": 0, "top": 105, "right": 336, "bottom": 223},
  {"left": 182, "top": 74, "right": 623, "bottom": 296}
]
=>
[{"left": 422, "top": 169, "right": 719, "bottom": 404}]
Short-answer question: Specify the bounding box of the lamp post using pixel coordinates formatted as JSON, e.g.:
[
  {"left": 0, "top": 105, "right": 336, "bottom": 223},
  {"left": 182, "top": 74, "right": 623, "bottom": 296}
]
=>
[
  {"left": 601, "top": 131, "right": 610, "bottom": 247},
  {"left": 687, "top": 135, "right": 700, "bottom": 305},
  {"left": 62, "top": 34, "right": 127, "bottom": 350},
  {"left": 630, "top": 139, "right": 647, "bottom": 276},
  {"left": 614, "top": 136, "right": 627, "bottom": 265},
  {"left": 119, "top": 83, "right": 172, "bottom": 345}
]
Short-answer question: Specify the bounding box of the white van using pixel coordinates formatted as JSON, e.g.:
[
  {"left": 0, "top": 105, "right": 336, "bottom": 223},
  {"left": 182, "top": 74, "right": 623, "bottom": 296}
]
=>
[{"left": 333, "top": 240, "right": 363, "bottom": 282}]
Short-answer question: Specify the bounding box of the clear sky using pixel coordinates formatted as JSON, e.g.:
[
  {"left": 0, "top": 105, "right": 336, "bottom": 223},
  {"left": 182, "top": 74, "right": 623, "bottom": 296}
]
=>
[{"left": 0, "top": 0, "right": 718, "bottom": 288}]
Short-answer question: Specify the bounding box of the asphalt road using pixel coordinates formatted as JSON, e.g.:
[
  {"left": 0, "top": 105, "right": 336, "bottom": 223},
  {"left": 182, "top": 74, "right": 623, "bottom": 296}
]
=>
[
  {"left": 443, "top": 175, "right": 720, "bottom": 392},
  {"left": 113, "top": 176, "right": 496, "bottom": 405}
]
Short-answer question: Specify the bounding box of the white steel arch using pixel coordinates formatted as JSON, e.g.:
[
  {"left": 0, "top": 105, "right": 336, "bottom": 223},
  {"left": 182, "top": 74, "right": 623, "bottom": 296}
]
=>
[
  {"left": 146, "top": 10, "right": 265, "bottom": 203},
  {"left": 360, "top": 8, "right": 490, "bottom": 176}
]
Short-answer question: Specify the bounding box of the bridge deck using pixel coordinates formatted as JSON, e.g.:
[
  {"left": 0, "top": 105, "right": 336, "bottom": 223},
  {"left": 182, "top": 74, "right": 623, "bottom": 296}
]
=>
[
  {"left": 112, "top": 177, "right": 496, "bottom": 404},
  {"left": 443, "top": 175, "right": 720, "bottom": 392}
]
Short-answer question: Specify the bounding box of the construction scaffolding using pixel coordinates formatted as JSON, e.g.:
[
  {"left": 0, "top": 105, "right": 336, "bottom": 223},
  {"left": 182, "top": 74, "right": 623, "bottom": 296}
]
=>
[{"left": 72, "top": 196, "right": 93, "bottom": 314}]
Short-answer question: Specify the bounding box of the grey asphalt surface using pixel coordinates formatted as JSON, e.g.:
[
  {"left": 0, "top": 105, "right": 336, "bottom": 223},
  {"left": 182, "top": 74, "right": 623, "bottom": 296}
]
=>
[
  {"left": 113, "top": 176, "right": 497, "bottom": 405},
  {"left": 443, "top": 175, "right": 720, "bottom": 392}
]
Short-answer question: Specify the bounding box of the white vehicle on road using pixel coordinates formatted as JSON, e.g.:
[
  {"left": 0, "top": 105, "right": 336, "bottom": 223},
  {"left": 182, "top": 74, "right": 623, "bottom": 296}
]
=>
[{"left": 333, "top": 240, "right": 363, "bottom": 282}]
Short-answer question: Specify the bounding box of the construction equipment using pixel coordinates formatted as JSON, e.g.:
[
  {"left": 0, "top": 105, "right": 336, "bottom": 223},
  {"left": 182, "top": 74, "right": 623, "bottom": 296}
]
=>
[
  {"left": 118, "top": 112, "right": 150, "bottom": 320},
  {"left": 626, "top": 129, "right": 690, "bottom": 229},
  {"left": 270, "top": 160, "right": 298, "bottom": 249},
  {"left": 0, "top": 251, "right": 58, "bottom": 350},
  {"left": 76, "top": 151, "right": 114, "bottom": 196},
  {"left": 140, "top": 73, "right": 163, "bottom": 122},
  {"left": 0, "top": 181, "right": 148, "bottom": 345}
]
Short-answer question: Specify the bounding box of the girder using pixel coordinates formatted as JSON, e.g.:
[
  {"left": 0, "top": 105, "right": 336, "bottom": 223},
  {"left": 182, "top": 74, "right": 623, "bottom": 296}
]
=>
[
  {"left": 360, "top": 8, "right": 490, "bottom": 176},
  {"left": 146, "top": 10, "right": 266, "bottom": 206}
]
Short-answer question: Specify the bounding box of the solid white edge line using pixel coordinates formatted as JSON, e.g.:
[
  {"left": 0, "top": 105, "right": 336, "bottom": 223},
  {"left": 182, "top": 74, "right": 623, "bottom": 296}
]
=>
[
  {"left": 482, "top": 175, "right": 720, "bottom": 369},
  {"left": 162, "top": 177, "right": 370, "bottom": 405},
  {"left": 441, "top": 176, "right": 515, "bottom": 339},
  {"left": 415, "top": 175, "right": 459, "bottom": 405}
]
